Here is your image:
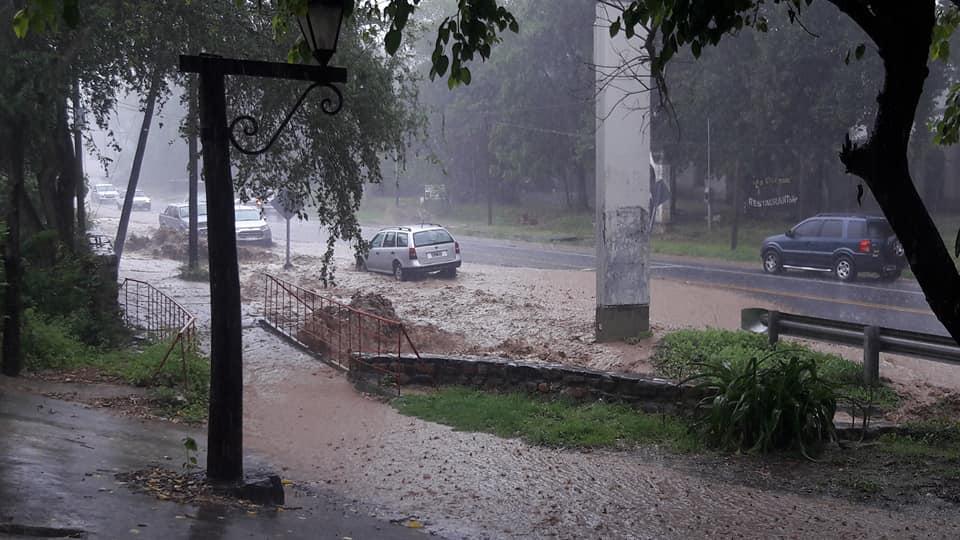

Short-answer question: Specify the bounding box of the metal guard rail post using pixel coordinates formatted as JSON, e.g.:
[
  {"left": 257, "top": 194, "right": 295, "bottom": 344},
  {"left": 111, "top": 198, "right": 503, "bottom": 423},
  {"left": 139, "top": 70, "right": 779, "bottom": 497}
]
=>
[{"left": 741, "top": 308, "right": 960, "bottom": 386}]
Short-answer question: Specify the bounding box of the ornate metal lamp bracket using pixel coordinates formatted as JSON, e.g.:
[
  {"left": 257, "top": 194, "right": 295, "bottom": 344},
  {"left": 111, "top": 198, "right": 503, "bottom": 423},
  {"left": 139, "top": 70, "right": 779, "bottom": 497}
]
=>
[{"left": 228, "top": 81, "right": 343, "bottom": 156}]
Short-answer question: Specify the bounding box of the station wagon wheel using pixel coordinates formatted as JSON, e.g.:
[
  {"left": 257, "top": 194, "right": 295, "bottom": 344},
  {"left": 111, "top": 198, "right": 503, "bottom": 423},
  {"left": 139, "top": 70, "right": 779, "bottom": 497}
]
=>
[
  {"left": 762, "top": 250, "right": 782, "bottom": 274},
  {"left": 393, "top": 262, "right": 406, "bottom": 282},
  {"left": 834, "top": 255, "right": 857, "bottom": 282}
]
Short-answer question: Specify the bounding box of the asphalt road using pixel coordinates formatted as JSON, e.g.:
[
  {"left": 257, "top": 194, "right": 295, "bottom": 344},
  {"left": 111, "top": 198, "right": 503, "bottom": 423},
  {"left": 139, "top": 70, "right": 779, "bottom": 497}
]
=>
[
  {"left": 99, "top": 201, "right": 946, "bottom": 337},
  {"left": 452, "top": 233, "right": 946, "bottom": 337}
]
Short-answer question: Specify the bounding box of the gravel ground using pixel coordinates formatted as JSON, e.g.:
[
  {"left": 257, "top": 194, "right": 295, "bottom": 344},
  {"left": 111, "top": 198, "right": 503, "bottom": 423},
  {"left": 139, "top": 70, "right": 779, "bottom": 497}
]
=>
[{"left": 95, "top": 219, "right": 960, "bottom": 538}]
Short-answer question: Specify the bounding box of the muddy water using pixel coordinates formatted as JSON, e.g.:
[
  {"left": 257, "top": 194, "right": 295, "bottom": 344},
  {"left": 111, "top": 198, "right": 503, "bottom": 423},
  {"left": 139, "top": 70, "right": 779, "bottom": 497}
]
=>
[
  {"left": 114, "top": 238, "right": 960, "bottom": 537},
  {"left": 240, "top": 327, "right": 960, "bottom": 539}
]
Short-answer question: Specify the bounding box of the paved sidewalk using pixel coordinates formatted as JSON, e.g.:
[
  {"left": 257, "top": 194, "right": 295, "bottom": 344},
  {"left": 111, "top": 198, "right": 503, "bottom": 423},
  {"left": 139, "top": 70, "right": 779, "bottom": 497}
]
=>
[{"left": 0, "top": 377, "right": 424, "bottom": 539}]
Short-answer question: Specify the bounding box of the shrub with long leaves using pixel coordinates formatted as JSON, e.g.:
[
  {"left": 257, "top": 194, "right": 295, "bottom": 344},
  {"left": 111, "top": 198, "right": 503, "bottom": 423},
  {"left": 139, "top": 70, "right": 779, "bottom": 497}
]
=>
[{"left": 685, "top": 351, "right": 837, "bottom": 457}]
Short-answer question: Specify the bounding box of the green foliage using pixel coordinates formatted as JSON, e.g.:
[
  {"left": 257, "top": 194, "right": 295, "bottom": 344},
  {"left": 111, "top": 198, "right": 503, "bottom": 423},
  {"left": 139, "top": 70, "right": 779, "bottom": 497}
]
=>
[
  {"left": 181, "top": 436, "right": 199, "bottom": 469},
  {"left": 878, "top": 420, "right": 960, "bottom": 461},
  {"left": 22, "top": 309, "right": 210, "bottom": 423},
  {"left": 22, "top": 310, "right": 93, "bottom": 370},
  {"left": 21, "top": 232, "right": 124, "bottom": 347},
  {"left": 685, "top": 352, "right": 836, "bottom": 456},
  {"left": 654, "top": 329, "right": 898, "bottom": 409},
  {"left": 395, "top": 387, "right": 698, "bottom": 451}
]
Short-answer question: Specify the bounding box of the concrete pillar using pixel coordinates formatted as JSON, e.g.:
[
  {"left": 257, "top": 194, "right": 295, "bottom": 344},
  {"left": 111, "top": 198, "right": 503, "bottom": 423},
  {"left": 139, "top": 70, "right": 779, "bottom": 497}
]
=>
[{"left": 594, "top": 3, "right": 652, "bottom": 341}]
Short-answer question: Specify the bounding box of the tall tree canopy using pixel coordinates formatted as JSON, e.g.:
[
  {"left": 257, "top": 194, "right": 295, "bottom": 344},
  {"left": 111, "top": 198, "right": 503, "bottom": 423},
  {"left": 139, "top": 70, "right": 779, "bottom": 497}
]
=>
[{"left": 15, "top": 0, "right": 960, "bottom": 345}]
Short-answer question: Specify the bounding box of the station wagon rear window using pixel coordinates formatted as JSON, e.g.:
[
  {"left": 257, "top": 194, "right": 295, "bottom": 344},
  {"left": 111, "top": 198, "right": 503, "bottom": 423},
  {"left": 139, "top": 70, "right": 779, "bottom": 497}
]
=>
[{"left": 413, "top": 229, "right": 453, "bottom": 247}]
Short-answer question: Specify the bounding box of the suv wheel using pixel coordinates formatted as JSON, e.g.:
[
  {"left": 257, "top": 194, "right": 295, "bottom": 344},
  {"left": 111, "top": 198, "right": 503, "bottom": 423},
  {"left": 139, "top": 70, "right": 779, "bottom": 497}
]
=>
[
  {"left": 762, "top": 250, "right": 782, "bottom": 274},
  {"left": 834, "top": 255, "right": 857, "bottom": 282},
  {"left": 393, "top": 262, "right": 406, "bottom": 282}
]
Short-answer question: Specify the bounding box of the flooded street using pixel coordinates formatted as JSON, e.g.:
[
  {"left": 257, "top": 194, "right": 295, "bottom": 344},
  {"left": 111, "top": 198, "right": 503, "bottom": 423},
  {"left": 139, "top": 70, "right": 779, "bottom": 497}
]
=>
[{"left": 99, "top": 210, "right": 960, "bottom": 538}]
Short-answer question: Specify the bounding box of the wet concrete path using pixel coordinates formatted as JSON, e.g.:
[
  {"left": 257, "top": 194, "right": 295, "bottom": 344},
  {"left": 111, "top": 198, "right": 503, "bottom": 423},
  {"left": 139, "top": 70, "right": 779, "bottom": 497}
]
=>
[{"left": 0, "top": 379, "right": 424, "bottom": 539}]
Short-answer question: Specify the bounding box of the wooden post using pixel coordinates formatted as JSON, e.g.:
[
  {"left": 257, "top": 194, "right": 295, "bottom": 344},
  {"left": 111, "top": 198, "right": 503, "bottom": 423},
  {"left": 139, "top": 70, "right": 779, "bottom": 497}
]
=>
[
  {"left": 197, "top": 58, "right": 244, "bottom": 482},
  {"left": 188, "top": 76, "right": 201, "bottom": 271},
  {"left": 863, "top": 326, "right": 881, "bottom": 387},
  {"left": 767, "top": 310, "right": 780, "bottom": 347}
]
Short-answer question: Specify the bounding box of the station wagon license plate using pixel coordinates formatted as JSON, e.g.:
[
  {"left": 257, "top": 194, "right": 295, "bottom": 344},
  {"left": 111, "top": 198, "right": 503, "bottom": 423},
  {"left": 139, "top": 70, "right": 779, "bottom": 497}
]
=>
[{"left": 428, "top": 250, "right": 448, "bottom": 259}]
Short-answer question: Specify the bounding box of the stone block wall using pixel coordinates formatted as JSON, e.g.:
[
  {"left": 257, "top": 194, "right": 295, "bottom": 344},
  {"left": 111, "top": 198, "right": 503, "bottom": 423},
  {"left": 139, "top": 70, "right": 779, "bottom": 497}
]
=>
[{"left": 349, "top": 354, "right": 702, "bottom": 412}]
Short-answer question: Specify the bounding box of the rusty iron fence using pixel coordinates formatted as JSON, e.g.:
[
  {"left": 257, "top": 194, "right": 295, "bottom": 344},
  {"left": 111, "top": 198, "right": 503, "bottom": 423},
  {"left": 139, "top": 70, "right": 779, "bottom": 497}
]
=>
[
  {"left": 261, "top": 273, "right": 420, "bottom": 393},
  {"left": 119, "top": 278, "right": 198, "bottom": 386}
]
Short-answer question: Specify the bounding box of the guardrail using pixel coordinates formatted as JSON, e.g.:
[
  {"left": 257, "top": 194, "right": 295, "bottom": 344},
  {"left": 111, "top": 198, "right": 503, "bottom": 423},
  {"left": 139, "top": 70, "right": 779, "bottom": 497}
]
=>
[
  {"left": 119, "top": 278, "right": 198, "bottom": 387},
  {"left": 261, "top": 273, "right": 421, "bottom": 394},
  {"left": 741, "top": 308, "right": 960, "bottom": 385}
]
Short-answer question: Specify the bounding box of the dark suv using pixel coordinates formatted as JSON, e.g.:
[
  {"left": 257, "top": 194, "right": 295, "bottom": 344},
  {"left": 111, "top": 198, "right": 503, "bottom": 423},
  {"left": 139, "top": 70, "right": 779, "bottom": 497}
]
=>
[{"left": 760, "top": 214, "right": 906, "bottom": 282}]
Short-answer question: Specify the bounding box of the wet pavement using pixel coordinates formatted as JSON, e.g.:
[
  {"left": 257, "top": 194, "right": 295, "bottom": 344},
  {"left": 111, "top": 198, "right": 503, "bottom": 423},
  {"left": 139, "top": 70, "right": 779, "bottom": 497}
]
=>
[{"left": 0, "top": 379, "right": 424, "bottom": 539}]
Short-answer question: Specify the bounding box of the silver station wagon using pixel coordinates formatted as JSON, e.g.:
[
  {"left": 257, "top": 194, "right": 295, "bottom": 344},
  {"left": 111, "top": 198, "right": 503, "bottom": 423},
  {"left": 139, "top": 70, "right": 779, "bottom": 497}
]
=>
[{"left": 358, "top": 224, "right": 461, "bottom": 281}]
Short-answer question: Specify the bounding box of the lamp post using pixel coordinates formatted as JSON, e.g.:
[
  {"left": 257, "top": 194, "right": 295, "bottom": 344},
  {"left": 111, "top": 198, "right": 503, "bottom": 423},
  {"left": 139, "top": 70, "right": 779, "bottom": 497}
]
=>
[{"left": 179, "top": 0, "right": 348, "bottom": 483}]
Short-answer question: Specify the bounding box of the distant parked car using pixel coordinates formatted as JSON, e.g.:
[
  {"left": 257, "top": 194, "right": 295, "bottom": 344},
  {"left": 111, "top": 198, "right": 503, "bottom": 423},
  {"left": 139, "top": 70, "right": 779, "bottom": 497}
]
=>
[
  {"left": 357, "top": 224, "right": 461, "bottom": 281},
  {"left": 90, "top": 183, "right": 119, "bottom": 204},
  {"left": 116, "top": 189, "right": 152, "bottom": 211},
  {"left": 234, "top": 205, "right": 272, "bottom": 245},
  {"left": 159, "top": 203, "right": 207, "bottom": 235},
  {"left": 760, "top": 213, "right": 906, "bottom": 282}
]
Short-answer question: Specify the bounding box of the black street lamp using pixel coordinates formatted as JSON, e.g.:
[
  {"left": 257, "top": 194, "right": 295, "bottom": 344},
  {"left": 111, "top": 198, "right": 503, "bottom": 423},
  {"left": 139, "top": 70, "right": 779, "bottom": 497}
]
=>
[{"left": 179, "top": 0, "right": 348, "bottom": 484}]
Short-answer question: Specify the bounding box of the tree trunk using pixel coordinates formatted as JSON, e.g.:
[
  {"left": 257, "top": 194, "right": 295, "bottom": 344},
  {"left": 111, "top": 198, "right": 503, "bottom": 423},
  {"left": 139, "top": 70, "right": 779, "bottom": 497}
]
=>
[
  {"left": 561, "top": 165, "right": 572, "bottom": 210},
  {"left": 833, "top": 1, "right": 960, "bottom": 343},
  {"left": 3, "top": 131, "right": 25, "bottom": 377},
  {"left": 577, "top": 161, "right": 590, "bottom": 210},
  {"left": 73, "top": 77, "right": 86, "bottom": 235},
  {"left": 115, "top": 68, "right": 161, "bottom": 263},
  {"left": 187, "top": 76, "right": 200, "bottom": 271},
  {"left": 54, "top": 99, "right": 76, "bottom": 249},
  {"left": 668, "top": 161, "right": 678, "bottom": 219}
]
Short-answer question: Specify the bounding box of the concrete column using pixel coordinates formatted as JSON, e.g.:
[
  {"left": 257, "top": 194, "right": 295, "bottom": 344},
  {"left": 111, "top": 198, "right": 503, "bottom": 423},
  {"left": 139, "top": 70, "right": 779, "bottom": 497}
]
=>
[{"left": 594, "top": 4, "right": 652, "bottom": 341}]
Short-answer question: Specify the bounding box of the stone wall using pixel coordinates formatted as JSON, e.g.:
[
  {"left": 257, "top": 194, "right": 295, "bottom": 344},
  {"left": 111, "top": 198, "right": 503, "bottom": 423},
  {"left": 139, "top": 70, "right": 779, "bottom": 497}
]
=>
[{"left": 350, "top": 354, "right": 702, "bottom": 412}]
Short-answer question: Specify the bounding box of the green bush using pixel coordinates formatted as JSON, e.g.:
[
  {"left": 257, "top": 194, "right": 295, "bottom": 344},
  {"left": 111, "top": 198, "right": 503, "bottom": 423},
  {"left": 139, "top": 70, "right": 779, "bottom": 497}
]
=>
[
  {"left": 22, "top": 310, "right": 94, "bottom": 370},
  {"left": 687, "top": 352, "right": 837, "bottom": 456},
  {"left": 21, "top": 231, "right": 125, "bottom": 347},
  {"left": 654, "top": 329, "right": 898, "bottom": 409}
]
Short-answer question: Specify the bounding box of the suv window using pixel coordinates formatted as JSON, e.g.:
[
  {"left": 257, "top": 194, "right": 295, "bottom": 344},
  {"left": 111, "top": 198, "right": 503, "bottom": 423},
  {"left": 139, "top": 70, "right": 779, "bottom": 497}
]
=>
[
  {"left": 867, "top": 220, "right": 893, "bottom": 238},
  {"left": 820, "top": 219, "right": 843, "bottom": 238},
  {"left": 793, "top": 219, "right": 821, "bottom": 237},
  {"left": 383, "top": 231, "right": 396, "bottom": 248},
  {"left": 396, "top": 232, "right": 408, "bottom": 247},
  {"left": 846, "top": 220, "right": 866, "bottom": 238},
  {"left": 370, "top": 233, "right": 384, "bottom": 248},
  {"left": 413, "top": 229, "right": 454, "bottom": 247},
  {"left": 179, "top": 207, "right": 189, "bottom": 218}
]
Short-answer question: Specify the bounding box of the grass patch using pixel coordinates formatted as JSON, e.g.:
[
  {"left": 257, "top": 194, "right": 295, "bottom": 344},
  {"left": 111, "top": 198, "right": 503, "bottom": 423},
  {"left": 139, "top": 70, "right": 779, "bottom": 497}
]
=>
[
  {"left": 359, "top": 196, "right": 594, "bottom": 244},
  {"left": 877, "top": 420, "right": 960, "bottom": 461},
  {"left": 24, "top": 312, "right": 210, "bottom": 423},
  {"left": 653, "top": 329, "right": 899, "bottom": 410},
  {"left": 393, "top": 387, "right": 698, "bottom": 451}
]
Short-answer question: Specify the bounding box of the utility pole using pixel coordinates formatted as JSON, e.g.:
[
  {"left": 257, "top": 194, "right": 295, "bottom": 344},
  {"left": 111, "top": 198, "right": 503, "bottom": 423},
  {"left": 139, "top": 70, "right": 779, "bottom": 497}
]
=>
[
  {"left": 706, "top": 117, "right": 712, "bottom": 233},
  {"left": 593, "top": 2, "right": 652, "bottom": 341}
]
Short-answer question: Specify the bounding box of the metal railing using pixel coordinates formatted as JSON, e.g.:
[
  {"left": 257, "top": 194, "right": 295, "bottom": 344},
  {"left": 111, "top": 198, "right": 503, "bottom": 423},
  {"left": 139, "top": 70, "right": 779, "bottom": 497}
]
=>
[
  {"left": 261, "top": 273, "right": 421, "bottom": 392},
  {"left": 742, "top": 308, "right": 960, "bottom": 385},
  {"left": 119, "top": 278, "right": 198, "bottom": 386}
]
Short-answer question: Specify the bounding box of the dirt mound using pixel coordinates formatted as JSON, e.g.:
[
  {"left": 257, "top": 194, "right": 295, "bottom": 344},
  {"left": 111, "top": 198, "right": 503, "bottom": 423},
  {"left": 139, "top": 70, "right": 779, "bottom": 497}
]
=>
[
  {"left": 404, "top": 323, "right": 466, "bottom": 355},
  {"left": 349, "top": 292, "right": 398, "bottom": 320},
  {"left": 891, "top": 386, "right": 960, "bottom": 423}
]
